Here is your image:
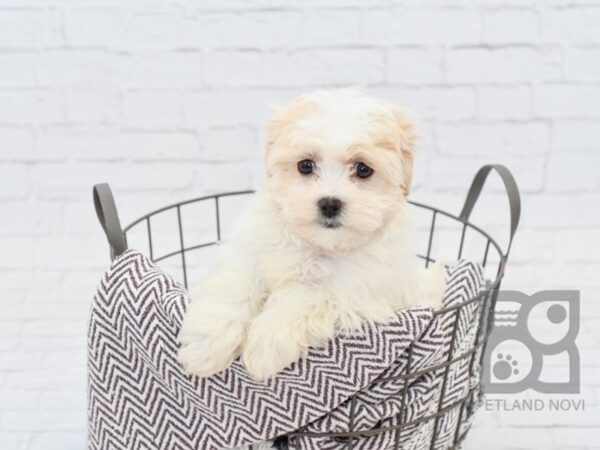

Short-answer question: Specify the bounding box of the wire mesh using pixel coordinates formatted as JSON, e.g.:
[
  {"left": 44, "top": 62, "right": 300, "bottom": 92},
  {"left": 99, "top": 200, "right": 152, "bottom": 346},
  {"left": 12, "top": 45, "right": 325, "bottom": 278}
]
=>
[{"left": 122, "top": 192, "right": 508, "bottom": 450}]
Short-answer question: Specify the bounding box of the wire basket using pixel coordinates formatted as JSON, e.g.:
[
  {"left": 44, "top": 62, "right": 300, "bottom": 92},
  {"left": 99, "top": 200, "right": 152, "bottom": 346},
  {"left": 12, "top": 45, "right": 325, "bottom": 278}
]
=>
[{"left": 93, "top": 164, "right": 520, "bottom": 450}]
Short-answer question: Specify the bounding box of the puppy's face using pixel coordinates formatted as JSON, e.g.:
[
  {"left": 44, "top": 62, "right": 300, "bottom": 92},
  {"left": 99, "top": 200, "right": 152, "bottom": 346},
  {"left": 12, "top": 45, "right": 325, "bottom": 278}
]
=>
[{"left": 264, "top": 90, "right": 417, "bottom": 252}]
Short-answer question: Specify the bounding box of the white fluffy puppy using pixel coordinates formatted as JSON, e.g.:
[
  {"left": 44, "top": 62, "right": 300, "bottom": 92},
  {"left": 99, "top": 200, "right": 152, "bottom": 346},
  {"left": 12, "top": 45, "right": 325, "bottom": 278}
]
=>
[{"left": 178, "top": 89, "right": 445, "bottom": 380}]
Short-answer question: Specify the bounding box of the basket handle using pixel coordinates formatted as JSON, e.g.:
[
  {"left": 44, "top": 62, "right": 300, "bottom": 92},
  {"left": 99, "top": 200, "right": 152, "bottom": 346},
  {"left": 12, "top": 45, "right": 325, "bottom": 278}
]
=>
[
  {"left": 458, "top": 164, "right": 521, "bottom": 257},
  {"left": 93, "top": 183, "right": 127, "bottom": 260}
]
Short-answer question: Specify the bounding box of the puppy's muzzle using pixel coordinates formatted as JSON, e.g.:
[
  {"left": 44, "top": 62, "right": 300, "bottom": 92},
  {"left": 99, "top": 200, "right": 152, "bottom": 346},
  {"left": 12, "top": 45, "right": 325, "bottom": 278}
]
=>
[{"left": 318, "top": 197, "right": 343, "bottom": 228}]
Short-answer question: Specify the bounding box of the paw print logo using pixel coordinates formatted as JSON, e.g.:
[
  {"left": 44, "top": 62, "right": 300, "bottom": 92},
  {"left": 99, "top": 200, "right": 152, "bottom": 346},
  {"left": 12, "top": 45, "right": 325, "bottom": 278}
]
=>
[
  {"left": 483, "top": 290, "right": 580, "bottom": 394},
  {"left": 487, "top": 338, "right": 531, "bottom": 387},
  {"left": 493, "top": 353, "right": 519, "bottom": 380}
]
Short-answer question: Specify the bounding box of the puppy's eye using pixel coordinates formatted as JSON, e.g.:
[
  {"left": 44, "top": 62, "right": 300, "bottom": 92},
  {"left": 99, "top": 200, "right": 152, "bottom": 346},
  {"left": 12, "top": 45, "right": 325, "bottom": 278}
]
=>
[
  {"left": 355, "top": 162, "right": 373, "bottom": 179},
  {"left": 298, "top": 159, "right": 315, "bottom": 175}
]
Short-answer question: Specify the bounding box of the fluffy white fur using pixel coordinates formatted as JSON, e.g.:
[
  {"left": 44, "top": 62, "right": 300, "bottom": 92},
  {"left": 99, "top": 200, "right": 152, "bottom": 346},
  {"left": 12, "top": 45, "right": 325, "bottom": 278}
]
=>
[{"left": 178, "top": 89, "right": 445, "bottom": 382}]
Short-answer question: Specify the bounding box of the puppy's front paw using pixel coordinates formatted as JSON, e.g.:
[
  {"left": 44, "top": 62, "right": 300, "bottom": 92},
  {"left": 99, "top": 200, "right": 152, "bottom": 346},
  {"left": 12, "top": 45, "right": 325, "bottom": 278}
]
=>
[
  {"left": 242, "top": 319, "right": 307, "bottom": 380},
  {"left": 178, "top": 333, "right": 239, "bottom": 377},
  {"left": 178, "top": 297, "right": 247, "bottom": 377},
  {"left": 178, "top": 311, "right": 244, "bottom": 377}
]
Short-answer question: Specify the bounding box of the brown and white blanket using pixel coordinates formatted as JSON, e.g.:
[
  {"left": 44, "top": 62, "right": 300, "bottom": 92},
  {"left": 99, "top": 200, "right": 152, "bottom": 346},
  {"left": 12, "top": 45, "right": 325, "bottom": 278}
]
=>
[{"left": 87, "top": 250, "right": 485, "bottom": 450}]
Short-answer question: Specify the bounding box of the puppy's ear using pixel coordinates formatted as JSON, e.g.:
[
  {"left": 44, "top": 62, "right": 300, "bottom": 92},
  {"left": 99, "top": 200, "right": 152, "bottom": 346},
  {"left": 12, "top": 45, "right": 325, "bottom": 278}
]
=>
[{"left": 391, "top": 106, "right": 418, "bottom": 196}]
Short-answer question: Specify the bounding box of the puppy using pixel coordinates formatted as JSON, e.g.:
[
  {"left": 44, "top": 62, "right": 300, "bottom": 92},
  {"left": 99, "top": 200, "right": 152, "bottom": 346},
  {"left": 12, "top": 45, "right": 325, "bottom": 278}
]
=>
[{"left": 178, "top": 89, "right": 445, "bottom": 381}]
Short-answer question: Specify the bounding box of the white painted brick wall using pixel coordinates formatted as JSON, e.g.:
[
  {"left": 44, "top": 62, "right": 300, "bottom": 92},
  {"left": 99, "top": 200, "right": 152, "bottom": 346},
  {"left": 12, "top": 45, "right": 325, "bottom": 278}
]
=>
[{"left": 1, "top": 1, "right": 599, "bottom": 449}]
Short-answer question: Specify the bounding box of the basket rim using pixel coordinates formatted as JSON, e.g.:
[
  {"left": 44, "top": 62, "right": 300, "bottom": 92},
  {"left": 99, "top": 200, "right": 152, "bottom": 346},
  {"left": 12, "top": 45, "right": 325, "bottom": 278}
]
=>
[{"left": 122, "top": 190, "right": 508, "bottom": 299}]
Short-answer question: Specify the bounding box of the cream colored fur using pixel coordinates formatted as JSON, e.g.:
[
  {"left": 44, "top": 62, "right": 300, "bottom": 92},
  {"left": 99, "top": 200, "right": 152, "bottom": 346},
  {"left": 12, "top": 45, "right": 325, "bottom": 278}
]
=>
[{"left": 178, "top": 89, "right": 445, "bottom": 382}]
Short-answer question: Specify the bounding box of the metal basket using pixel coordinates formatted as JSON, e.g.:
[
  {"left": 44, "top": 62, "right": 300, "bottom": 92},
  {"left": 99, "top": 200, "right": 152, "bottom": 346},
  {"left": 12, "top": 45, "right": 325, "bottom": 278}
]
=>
[{"left": 93, "top": 164, "right": 520, "bottom": 450}]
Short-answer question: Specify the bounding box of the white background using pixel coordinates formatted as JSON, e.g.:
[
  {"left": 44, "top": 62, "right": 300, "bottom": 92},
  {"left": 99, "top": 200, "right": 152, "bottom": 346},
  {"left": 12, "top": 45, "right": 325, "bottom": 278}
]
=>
[{"left": 1, "top": 0, "right": 599, "bottom": 449}]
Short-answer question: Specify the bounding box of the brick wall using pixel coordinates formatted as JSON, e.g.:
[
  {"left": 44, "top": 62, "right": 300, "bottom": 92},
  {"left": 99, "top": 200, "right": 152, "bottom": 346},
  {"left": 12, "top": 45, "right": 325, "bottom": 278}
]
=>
[{"left": 1, "top": 1, "right": 599, "bottom": 449}]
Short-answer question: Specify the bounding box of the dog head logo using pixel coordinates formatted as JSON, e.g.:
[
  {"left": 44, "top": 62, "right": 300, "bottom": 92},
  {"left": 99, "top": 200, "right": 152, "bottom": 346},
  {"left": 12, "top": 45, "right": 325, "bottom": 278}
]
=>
[{"left": 264, "top": 89, "right": 417, "bottom": 252}]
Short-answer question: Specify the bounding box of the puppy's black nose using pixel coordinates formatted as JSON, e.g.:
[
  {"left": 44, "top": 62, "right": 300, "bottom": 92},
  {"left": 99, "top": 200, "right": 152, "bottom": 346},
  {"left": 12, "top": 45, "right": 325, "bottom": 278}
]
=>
[{"left": 318, "top": 197, "right": 343, "bottom": 218}]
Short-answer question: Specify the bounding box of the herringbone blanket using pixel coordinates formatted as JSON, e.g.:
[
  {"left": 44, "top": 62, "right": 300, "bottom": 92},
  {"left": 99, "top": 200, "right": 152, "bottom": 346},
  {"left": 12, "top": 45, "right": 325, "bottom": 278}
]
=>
[{"left": 88, "top": 250, "right": 485, "bottom": 450}]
